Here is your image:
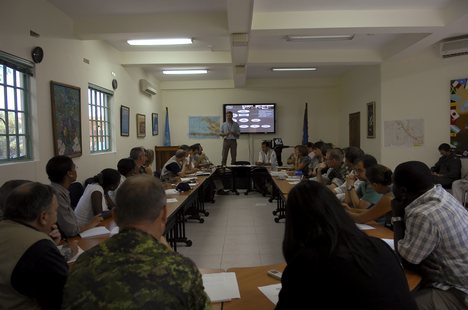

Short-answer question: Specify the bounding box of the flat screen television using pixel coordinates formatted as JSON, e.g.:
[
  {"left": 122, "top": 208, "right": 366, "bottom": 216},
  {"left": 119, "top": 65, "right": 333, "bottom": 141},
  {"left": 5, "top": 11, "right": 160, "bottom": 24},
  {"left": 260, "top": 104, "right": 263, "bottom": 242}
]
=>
[{"left": 223, "top": 103, "right": 276, "bottom": 134}]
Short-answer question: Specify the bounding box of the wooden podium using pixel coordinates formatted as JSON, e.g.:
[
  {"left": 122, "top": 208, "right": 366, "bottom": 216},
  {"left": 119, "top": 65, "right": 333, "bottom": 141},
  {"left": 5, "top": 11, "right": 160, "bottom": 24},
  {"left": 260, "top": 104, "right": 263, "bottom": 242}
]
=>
[{"left": 154, "top": 145, "right": 179, "bottom": 173}]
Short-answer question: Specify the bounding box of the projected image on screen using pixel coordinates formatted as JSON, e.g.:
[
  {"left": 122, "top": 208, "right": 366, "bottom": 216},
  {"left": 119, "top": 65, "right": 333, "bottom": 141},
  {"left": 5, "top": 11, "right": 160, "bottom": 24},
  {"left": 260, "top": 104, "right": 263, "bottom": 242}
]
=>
[{"left": 223, "top": 104, "right": 276, "bottom": 134}]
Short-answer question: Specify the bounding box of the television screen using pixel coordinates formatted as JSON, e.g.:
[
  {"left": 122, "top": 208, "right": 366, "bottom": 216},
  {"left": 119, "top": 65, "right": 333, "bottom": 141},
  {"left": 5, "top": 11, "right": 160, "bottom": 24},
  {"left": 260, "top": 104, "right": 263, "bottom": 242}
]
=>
[{"left": 223, "top": 103, "right": 276, "bottom": 134}]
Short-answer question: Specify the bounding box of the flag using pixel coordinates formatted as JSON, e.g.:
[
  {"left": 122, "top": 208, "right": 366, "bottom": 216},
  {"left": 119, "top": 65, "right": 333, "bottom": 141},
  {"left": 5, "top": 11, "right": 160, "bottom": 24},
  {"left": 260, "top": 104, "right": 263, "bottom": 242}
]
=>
[
  {"left": 302, "top": 102, "right": 308, "bottom": 145},
  {"left": 164, "top": 107, "right": 171, "bottom": 146}
]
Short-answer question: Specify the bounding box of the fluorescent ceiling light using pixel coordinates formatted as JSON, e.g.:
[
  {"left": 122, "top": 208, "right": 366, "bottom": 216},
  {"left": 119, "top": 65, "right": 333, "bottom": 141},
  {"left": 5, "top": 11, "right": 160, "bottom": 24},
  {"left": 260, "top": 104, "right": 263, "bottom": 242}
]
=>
[
  {"left": 286, "top": 35, "right": 354, "bottom": 41},
  {"left": 271, "top": 67, "right": 317, "bottom": 72},
  {"left": 127, "top": 38, "right": 192, "bottom": 46},
  {"left": 163, "top": 69, "right": 208, "bottom": 75}
]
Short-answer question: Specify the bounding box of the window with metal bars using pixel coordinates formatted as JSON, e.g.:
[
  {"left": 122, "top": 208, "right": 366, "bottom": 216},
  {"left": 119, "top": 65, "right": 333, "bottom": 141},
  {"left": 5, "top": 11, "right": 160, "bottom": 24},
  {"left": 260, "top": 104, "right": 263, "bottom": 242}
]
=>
[
  {"left": 88, "top": 85, "right": 113, "bottom": 153},
  {"left": 0, "top": 51, "right": 33, "bottom": 163}
]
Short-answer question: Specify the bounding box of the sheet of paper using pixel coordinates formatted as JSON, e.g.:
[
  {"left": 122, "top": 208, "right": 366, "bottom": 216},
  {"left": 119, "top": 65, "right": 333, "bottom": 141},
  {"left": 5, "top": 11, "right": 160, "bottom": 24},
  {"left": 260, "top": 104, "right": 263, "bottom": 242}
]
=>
[
  {"left": 79, "top": 226, "right": 110, "bottom": 238},
  {"left": 167, "top": 198, "right": 178, "bottom": 203},
  {"left": 287, "top": 181, "right": 300, "bottom": 185},
  {"left": 258, "top": 283, "right": 282, "bottom": 305},
  {"left": 380, "top": 238, "right": 395, "bottom": 250},
  {"left": 165, "top": 189, "right": 178, "bottom": 195},
  {"left": 196, "top": 171, "right": 210, "bottom": 176},
  {"left": 202, "top": 272, "right": 241, "bottom": 302},
  {"left": 57, "top": 245, "right": 84, "bottom": 263},
  {"left": 355, "top": 223, "right": 375, "bottom": 230},
  {"left": 110, "top": 226, "right": 119, "bottom": 236}
]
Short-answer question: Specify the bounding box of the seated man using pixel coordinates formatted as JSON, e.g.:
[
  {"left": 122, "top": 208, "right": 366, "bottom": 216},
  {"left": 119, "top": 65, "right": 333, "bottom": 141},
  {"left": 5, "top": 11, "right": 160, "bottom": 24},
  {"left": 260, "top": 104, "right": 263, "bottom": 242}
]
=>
[
  {"left": 129, "top": 146, "right": 147, "bottom": 174},
  {"left": 46, "top": 155, "right": 102, "bottom": 237},
  {"left": 344, "top": 154, "right": 382, "bottom": 209},
  {"left": 313, "top": 148, "right": 347, "bottom": 189},
  {"left": 430, "top": 143, "right": 461, "bottom": 189},
  {"left": 255, "top": 141, "right": 277, "bottom": 167},
  {"left": 160, "top": 149, "right": 188, "bottom": 181},
  {"left": 392, "top": 161, "right": 468, "bottom": 309},
  {"left": 253, "top": 141, "right": 277, "bottom": 194},
  {"left": 0, "top": 182, "right": 69, "bottom": 310},
  {"left": 0, "top": 179, "right": 30, "bottom": 220},
  {"left": 63, "top": 175, "right": 210, "bottom": 309},
  {"left": 333, "top": 146, "right": 364, "bottom": 201},
  {"left": 191, "top": 143, "right": 212, "bottom": 169}
]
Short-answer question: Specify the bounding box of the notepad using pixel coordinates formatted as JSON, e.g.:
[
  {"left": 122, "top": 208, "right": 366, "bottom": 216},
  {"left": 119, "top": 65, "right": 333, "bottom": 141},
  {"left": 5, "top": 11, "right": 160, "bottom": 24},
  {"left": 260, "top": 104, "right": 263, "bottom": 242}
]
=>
[
  {"left": 167, "top": 198, "right": 178, "bottom": 203},
  {"left": 79, "top": 226, "right": 110, "bottom": 238},
  {"left": 380, "top": 238, "right": 395, "bottom": 250},
  {"left": 258, "top": 283, "right": 282, "bottom": 305},
  {"left": 202, "top": 272, "right": 241, "bottom": 302},
  {"left": 355, "top": 223, "right": 375, "bottom": 230}
]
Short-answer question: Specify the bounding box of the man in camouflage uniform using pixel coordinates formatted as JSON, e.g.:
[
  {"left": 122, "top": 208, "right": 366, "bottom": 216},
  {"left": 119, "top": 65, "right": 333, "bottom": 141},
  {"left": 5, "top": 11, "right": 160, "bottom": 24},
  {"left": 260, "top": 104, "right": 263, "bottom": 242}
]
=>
[{"left": 63, "top": 175, "right": 211, "bottom": 309}]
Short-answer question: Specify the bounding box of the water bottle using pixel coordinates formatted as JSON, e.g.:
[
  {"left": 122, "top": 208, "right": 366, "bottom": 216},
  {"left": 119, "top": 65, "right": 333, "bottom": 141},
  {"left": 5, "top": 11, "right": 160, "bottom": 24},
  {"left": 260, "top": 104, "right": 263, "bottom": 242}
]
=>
[{"left": 271, "top": 160, "right": 278, "bottom": 171}]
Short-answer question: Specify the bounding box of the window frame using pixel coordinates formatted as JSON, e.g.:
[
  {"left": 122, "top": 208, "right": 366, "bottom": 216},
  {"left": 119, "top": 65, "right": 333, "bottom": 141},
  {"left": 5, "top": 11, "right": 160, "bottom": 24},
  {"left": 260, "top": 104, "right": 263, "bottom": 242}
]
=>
[
  {"left": 88, "top": 84, "right": 113, "bottom": 153},
  {"left": 0, "top": 51, "right": 33, "bottom": 163}
]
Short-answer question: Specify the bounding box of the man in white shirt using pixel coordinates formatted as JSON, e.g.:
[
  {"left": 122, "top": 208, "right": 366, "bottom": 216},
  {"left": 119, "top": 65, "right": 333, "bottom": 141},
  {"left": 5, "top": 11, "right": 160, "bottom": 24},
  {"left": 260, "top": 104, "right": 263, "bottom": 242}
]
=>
[{"left": 256, "top": 141, "right": 277, "bottom": 167}]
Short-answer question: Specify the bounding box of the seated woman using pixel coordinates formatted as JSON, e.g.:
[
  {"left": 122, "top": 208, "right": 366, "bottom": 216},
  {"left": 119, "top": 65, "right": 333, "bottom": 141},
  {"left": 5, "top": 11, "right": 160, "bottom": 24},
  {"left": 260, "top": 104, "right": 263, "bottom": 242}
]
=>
[
  {"left": 292, "top": 145, "right": 311, "bottom": 178},
  {"left": 346, "top": 164, "right": 393, "bottom": 226},
  {"left": 74, "top": 169, "right": 121, "bottom": 227},
  {"left": 276, "top": 181, "right": 417, "bottom": 309}
]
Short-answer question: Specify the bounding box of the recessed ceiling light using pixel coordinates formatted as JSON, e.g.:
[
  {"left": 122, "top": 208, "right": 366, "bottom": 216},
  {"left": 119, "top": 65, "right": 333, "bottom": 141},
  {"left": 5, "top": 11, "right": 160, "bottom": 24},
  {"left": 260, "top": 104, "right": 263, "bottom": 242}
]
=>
[
  {"left": 286, "top": 35, "right": 354, "bottom": 41},
  {"left": 163, "top": 69, "right": 208, "bottom": 75},
  {"left": 127, "top": 38, "right": 193, "bottom": 46},
  {"left": 271, "top": 67, "right": 317, "bottom": 72}
]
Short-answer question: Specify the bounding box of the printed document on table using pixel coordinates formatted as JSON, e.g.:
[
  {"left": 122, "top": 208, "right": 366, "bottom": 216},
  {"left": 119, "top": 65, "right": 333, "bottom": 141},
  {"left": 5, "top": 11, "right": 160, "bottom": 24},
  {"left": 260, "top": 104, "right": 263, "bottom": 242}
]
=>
[
  {"left": 202, "top": 272, "right": 240, "bottom": 302},
  {"left": 167, "top": 198, "right": 178, "bottom": 203},
  {"left": 79, "top": 226, "right": 110, "bottom": 238},
  {"left": 57, "top": 245, "right": 84, "bottom": 263},
  {"left": 355, "top": 223, "right": 375, "bottom": 230},
  {"left": 258, "top": 283, "right": 282, "bottom": 305},
  {"left": 110, "top": 226, "right": 119, "bottom": 236}
]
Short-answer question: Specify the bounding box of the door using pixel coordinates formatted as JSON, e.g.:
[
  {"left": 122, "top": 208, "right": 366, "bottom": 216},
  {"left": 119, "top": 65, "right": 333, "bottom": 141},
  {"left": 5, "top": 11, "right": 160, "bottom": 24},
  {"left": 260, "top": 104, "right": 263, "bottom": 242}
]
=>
[{"left": 349, "top": 112, "right": 360, "bottom": 147}]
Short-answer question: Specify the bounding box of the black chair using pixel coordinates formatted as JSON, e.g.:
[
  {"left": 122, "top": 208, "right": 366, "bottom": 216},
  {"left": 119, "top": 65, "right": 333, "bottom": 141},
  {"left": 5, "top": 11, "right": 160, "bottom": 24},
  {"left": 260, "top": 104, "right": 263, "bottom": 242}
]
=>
[
  {"left": 69, "top": 181, "right": 84, "bottom": 210},
  {"left": 232, "top": 161, "right": 254, "bottom": 195}
]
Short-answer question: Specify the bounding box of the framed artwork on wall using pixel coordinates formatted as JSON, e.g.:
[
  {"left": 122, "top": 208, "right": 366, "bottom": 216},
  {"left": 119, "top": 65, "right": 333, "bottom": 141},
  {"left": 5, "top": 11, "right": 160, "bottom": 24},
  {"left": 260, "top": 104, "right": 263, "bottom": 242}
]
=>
[
  {"left": 136, "top": 113, "right": 146, "bottom": 138},
  {"left": 152, "top": 113, "right": 158, "bottom": 136},
  {"left": 50, "top": 81, "right": 82, "bottom": 157},
  {"left": 367, "top": 101, "right": 376, "bottom": 138},
  {"left": 120, "top": 105, "right": 130, "bottom": 136}
]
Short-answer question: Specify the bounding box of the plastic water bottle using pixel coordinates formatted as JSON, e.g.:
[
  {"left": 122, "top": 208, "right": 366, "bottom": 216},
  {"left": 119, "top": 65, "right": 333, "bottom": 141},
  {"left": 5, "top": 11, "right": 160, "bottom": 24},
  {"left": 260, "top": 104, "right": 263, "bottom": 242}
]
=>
[{"left": 271, "top": 160, "right": 278, "bottom": 171}]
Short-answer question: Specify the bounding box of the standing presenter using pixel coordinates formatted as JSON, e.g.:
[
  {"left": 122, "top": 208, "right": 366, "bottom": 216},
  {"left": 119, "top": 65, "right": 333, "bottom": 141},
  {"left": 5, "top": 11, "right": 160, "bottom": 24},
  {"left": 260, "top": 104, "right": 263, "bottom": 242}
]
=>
[{"left": 220, "top": 111, "right": 240, "bottom": 166}]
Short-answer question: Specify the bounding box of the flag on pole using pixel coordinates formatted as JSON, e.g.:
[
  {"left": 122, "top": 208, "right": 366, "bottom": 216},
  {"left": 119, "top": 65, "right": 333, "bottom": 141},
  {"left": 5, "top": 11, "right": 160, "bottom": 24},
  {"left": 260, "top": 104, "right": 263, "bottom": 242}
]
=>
[
  {"left": 302, "top": 102, "right": 308, "bottom": 145},
  {"left": 164, "top": 107, "right": 171, "bottom": 146}
]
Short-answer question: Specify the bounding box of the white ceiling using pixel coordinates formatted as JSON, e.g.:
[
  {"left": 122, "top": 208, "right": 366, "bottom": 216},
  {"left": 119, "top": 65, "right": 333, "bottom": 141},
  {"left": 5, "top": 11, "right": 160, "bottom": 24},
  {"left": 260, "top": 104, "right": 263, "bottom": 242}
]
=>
[{"left": 47, "top": 0, "right": 468, "bottom": 87}]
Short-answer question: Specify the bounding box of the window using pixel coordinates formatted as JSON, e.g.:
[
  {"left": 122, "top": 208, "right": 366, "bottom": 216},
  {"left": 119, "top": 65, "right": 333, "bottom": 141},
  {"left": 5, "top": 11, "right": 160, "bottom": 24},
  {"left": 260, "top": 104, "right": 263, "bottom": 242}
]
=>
[
  {"left": 88, "top": 84, "right": 113, "bottom": 153},
  {"left": 0, "top": 51, "right": 33, "bottom": 162}
]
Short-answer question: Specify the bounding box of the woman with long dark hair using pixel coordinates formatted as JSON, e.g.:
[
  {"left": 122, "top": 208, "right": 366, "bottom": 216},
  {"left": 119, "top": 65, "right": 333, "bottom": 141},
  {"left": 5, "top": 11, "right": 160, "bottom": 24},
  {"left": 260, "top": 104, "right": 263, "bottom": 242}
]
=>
[{"left": 277, "top": 181, "right": 417, "bottom": 309}]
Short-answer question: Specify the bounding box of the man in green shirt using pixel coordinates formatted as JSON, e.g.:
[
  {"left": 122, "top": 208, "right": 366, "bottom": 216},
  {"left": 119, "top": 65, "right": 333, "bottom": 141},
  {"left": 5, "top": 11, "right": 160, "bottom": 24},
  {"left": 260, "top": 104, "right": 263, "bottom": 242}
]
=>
[{"left": 63, "top": 175, "right": 210, "bottom": 310}]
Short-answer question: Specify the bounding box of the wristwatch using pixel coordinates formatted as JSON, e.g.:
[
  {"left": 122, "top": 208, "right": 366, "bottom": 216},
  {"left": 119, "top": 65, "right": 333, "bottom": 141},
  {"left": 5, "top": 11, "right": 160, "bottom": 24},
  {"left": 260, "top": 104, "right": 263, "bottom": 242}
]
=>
[{"left": 391, "top": 216, "right": 403, "bottom": 224}]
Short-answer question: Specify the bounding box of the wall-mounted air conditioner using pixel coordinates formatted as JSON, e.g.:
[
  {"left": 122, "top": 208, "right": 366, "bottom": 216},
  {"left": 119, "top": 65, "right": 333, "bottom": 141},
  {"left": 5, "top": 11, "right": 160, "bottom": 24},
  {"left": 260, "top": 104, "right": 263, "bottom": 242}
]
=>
[
  {"left": 139, "top": 79, "right": 157, "bottom": 96},
  {"left": 440, "top": 35, "right": 468, "bottom": 58}
]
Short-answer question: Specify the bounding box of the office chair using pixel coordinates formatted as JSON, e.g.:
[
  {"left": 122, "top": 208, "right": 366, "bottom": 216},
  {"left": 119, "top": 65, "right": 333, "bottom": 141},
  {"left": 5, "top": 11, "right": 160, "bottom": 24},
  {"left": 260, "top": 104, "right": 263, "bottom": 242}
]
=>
[
  {"left": 69, "top": 181, "right": 84, "bottom": 210},
  {"left": 232, "top": 161, "right": 253, "bottom": 195}
]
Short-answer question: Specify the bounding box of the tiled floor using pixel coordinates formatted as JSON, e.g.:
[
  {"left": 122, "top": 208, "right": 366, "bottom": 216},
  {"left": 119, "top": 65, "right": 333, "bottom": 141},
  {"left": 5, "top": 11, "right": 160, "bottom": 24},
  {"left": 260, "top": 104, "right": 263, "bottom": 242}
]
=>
[{"left": 177, "top": 191, "right": 285, "bottom": 269}]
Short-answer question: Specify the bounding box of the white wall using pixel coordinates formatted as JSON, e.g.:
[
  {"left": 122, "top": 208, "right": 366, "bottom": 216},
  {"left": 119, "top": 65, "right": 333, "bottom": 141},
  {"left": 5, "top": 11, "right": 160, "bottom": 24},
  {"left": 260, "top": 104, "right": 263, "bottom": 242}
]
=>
[
  {"left": 337, "top": 65, "right": 381, "bottom": 160},
  {"left": 0, "top": 0, "right": 163, "bottom": 185},
  {"left": 380, "top": 48, "right": 468, "bottom": 170},
  {"left": 160, "top": 78, "right": 341, "bottom": 165}
]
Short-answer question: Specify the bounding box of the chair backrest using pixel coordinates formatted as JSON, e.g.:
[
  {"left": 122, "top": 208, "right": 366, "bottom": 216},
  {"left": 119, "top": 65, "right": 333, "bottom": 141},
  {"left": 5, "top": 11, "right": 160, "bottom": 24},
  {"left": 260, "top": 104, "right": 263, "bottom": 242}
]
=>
[
  {"left": 69, "top": 181, "right": 84, "bottom": 210},
  {"left": 234, "top": 161, "right": 250, "bottom": 166}
]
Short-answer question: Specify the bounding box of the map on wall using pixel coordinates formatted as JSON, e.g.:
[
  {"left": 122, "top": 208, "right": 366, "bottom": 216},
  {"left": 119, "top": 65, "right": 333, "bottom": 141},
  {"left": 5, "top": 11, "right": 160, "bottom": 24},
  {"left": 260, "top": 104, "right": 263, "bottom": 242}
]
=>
[
  {"left": 384, "top": 119, "right": 424, "bottom": 147},
  {"left": 189, "top": 116, "right": 221, "bottom": 139},
  {"left": 449, "top": 78, "right": 468, "bottom": 157}
]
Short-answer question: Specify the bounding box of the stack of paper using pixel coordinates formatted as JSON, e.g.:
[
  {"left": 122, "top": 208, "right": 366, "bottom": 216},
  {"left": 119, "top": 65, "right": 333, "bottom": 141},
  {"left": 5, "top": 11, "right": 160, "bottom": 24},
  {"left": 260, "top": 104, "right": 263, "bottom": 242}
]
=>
[
  {"left": 202, "top": 272, "right": 241, "bottom": 302},
  {"left": 258, "top": 283, "right": 282, "bottom": 305},
  {"left": 79, "top": 226, "right": 110, "bottom": 238},
  {"left": 110, "top": 226, "right": 119, "bottom": 236}
]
